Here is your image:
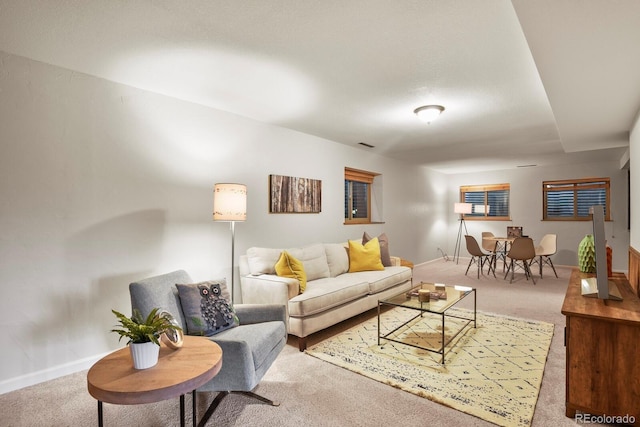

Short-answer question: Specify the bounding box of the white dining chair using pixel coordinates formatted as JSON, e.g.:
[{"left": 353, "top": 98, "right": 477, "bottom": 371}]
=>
[
  {"left": 482, "top": 231, "right": 507, "bottom": 272},
  {"left": 529, "top": 234, "right": 558, "bottom": 278}
]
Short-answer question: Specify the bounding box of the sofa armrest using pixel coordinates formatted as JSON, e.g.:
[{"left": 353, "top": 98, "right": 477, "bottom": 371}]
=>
[
  {"left": 241, "top": 274, "right": 299, "bottom": 304},
  {"left": 390, "top": 256, "right": 401, "bottom": 267},
  {"left": 234, "top": 304, "right": 287, "bottom": 326}
]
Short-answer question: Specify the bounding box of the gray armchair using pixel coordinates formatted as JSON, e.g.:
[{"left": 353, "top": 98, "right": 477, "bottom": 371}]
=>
[{"left": 129, "top": 270, "right": 287, "bottom": 425}]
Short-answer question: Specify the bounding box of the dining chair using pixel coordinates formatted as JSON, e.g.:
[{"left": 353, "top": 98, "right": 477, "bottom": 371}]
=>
[
  {"left": 529, "top": 234, "right": 558, "bottom": 278},
  {"left": 481, "top": 231, "right": 497, "bottom": 252},
  {"left": 481, "top": 232, "right": 500, "bottom": 271},
  {"left": 504, "top": 237, "right": 536, "bottom": 284},
  {"left": 464, "top": 235, "right": 496, "bottom": 279}
]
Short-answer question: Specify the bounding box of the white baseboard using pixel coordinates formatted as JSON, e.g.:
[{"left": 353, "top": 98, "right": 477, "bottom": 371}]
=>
[{"left": 0, "top": 351, "right": 110, "bottom": 395}]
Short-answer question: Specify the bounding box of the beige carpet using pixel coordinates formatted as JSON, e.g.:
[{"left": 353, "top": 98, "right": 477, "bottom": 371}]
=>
[
  {"left": 306, "top": 307, "right": 554, "bottom": 427},
  {"left": 2, "top": 260, "right": 609, "bottom": 426}
]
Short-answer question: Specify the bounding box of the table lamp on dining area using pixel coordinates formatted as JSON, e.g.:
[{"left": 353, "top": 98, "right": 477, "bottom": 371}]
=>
[
  {"left": 453, "top": 202, "right": 473, "bottom": 264},
  {"left": 213, "top": 183, "right": 247, "bottom": 305}
]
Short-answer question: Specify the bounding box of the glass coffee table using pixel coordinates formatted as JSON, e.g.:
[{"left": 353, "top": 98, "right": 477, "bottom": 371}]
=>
[{"left": 377, "top": 282, "right": 476, "bottom": 364}]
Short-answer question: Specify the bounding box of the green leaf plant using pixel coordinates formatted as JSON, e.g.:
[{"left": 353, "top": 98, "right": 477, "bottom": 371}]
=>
[{"left": 111, "top": 307, "right": 182, "bottom": 345}]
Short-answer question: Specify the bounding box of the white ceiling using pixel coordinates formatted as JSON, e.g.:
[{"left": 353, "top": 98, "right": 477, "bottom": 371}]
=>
[{"left": 1, "top": 0, "right": 638, "bottom": 173}]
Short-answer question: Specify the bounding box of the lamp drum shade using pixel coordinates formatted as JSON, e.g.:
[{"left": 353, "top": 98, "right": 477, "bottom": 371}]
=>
[
  {"left": 213, "top": 183, "right": 247, "bottom": 221},
  {"left": 474, "top": 204, "right": 490, "bottom": 214},
  {"left": 454, "top": 202, "right": 473, "bottom": 214}
]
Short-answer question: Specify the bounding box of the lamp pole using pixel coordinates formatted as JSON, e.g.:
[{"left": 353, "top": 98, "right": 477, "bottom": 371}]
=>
[
  {"left": 453, "top": 216, "right": 468, "bottom": 264},
  {"left": 229, "top": 220, "right": 236, "bottom": 304}
]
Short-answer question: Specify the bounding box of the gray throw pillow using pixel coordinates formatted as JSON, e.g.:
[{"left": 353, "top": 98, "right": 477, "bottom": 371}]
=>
[
  {"left": 175, "top": 280, "right": 238, "bottom": 336},
  {"left": 363, "top": 232, "right": 392, "bottom": 267}
]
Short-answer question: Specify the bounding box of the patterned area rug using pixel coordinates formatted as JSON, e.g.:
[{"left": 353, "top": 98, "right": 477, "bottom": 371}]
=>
[{"left": 306, "top": 308, "right": 554, "bottom": 427}]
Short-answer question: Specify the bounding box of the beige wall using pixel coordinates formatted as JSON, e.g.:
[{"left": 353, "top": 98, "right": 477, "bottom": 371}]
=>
[
  {"left": 0, "top": 51, "right": 447, "bottom": 393},
  {"left": 446, "top": 163, "right": 629, "bottom": 271}
]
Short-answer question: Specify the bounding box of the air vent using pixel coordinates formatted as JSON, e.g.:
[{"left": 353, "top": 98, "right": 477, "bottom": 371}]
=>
[
  {"left": 358, "top": 142, "right": 375, "bottom": 148},
  {"left": 517, "top": 164, "right": 537, "bottom": 168}
]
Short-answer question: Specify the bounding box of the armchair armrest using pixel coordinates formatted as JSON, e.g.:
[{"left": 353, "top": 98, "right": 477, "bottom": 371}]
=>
[{"left": 234, "top": 304, "right": 287, "bottom": 325}]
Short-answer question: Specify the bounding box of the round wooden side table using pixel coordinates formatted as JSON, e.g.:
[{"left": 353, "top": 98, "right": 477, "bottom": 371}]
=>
[{"left": 87, "top": 336, "right": 223, "bottom": 427}]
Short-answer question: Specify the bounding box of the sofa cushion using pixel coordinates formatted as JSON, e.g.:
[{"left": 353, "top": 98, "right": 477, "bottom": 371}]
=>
[
  {"left": 275, "top": 251, "right": 307, "bottom": 293},
  {"left": 363, "top": 232, "right": 392, "bottom": 267},
  {"left": 324, "top": 243, "right": 349, "bottom": 277},
  {"left": 288, "top": 277, "right": 370, "bottom": 317},
  {"left": 246, "top": 247, "right": 282, "bottom": 275},
  {"left": 348, "top": 238, "right": 384, "bottom": 272},
  {"left": 175, "top": 280, "right": 238, "bottom": 336},
  {"left": 246, "top": 244, "right": 331, "bottom": 281},
  {"left": 288, "top": 243, "right": 331, "bottom": 281},
  {"left": 349, "top": 266, "right": 413, "bottom": 294}
]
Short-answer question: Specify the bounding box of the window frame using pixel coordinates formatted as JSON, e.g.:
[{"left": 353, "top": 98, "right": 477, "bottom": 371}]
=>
[
  {"left": 542, "top": 177, "right": 611, "bottom": 221},
  {"left": 459, "top": 183, "right": 511, "bottom": 221},
  {"left": 344, "top": 167, "right": 377, "bottom": 224}
]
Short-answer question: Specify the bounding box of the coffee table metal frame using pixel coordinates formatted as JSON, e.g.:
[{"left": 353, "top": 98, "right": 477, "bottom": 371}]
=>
[{"left": 377, "top": 282, "right": 476, "bottom": 364}]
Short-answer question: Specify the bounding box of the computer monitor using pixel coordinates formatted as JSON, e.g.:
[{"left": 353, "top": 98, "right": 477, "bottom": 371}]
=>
[{"left": 580, "top": 205, "right": 622, "bottom": 301}]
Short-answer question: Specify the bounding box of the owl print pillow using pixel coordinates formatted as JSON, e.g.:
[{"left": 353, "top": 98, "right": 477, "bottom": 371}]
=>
[{"left": 175, "top": 280, "right": 239, "bottom": 336}]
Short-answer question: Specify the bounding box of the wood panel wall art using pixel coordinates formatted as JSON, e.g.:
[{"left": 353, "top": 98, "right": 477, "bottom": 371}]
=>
[{"left": 269, "top": 174, "right": 321, "bottom": 213}]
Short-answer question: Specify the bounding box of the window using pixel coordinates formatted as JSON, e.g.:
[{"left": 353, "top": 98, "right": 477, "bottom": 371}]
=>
[
  {"left": 460, "top": 184, "right": 510, "bottom": 220},
  {"left": 543, "top": 178, "right": 610, "bottom": 221},
  {"left": 345, "top": 168, "right": 378, "bottom": 224}
]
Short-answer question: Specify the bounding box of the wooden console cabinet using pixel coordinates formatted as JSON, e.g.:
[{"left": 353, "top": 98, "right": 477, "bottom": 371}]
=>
[{"left": 562, "top": 269, "right": 640, "bottom": 424}]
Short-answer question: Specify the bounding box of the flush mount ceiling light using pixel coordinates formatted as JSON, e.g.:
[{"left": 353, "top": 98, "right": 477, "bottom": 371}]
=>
[{"left": 414, "top": 105, "right": 445, "bottom": 123}]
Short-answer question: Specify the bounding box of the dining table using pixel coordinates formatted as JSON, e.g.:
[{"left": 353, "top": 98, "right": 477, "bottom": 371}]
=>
[{"left": 484, "top": 236, "right": 516, "bottom": 271}]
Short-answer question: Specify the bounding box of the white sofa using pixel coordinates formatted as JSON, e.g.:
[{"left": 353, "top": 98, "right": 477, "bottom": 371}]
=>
[{"left": 239, "top": 242, "right": 413, "bottom": 351}]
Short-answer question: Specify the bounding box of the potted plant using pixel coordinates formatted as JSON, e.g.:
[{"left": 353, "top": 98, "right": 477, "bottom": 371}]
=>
[{"left": 111, "top": 307, "right": 182, "bottom": 369}]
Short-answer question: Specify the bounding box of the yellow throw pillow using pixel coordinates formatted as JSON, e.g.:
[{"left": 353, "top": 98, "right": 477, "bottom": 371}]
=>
[
  {"left": 275, "top": 251, "right": 308, "bottom": 293},
  {"left": 348, "top": 238, "right": 385, "bottom": 272}
]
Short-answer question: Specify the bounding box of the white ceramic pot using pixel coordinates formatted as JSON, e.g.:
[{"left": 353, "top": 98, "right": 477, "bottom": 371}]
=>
[{"left": 129, "top": 341, "right": 160, "bottom": 369}]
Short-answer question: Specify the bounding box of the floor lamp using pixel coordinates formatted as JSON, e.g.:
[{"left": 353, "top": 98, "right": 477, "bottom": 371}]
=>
[
  {"left": 453, "top": 202, "right": 472, "bottom": 264},
  {"left": 213, "top": 183, "right": 247, "bottom": 305}
]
